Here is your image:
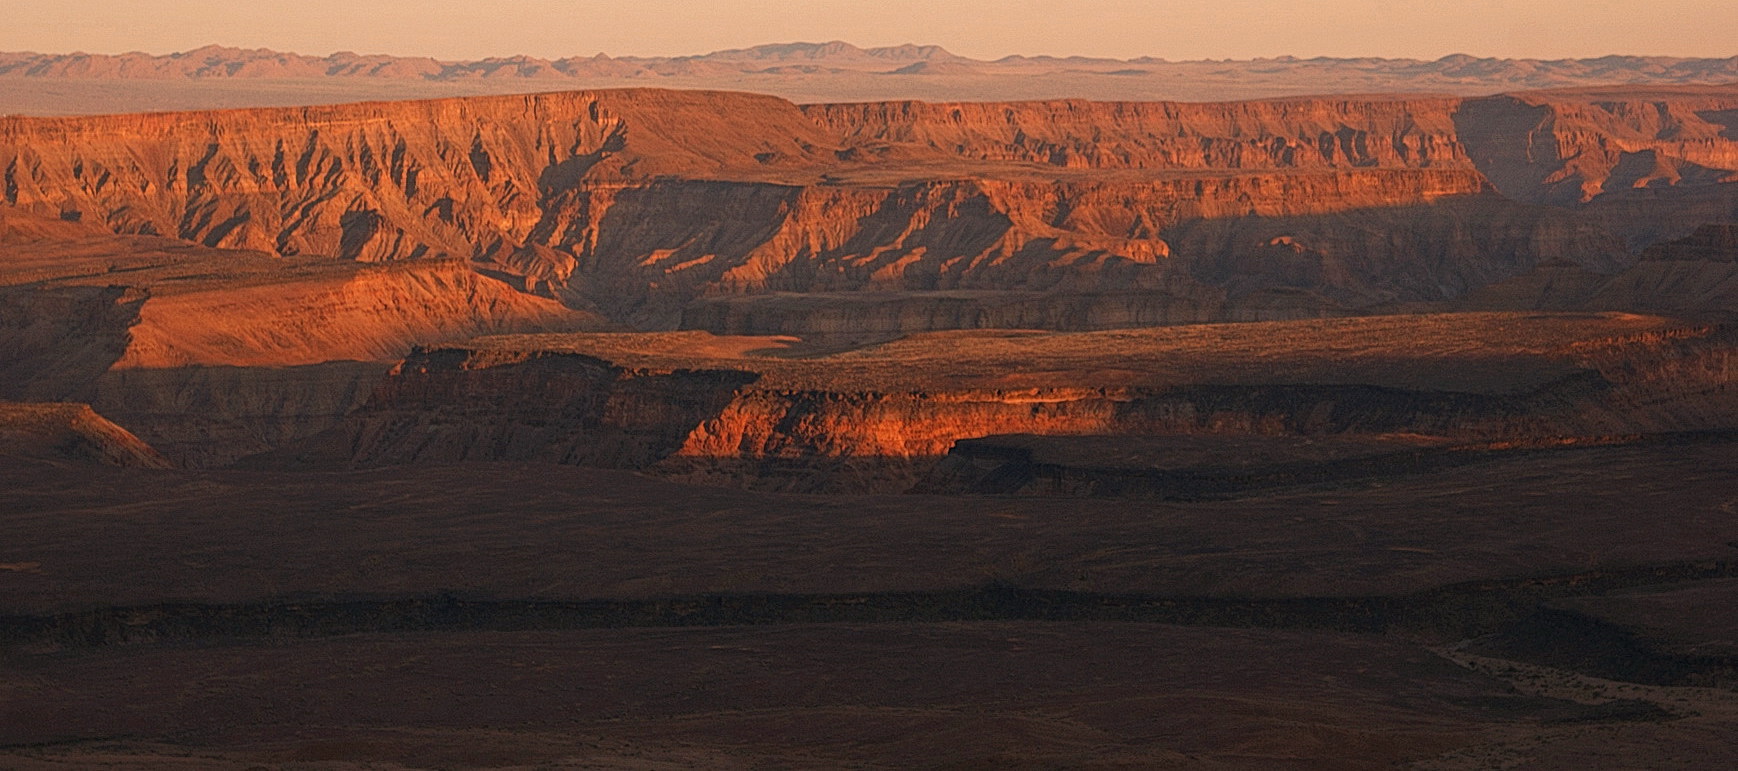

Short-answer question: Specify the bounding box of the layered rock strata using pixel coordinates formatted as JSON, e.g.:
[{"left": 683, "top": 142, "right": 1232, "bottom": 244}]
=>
[{"left": 3, "top": 87, "right": 1735, "bottom": 329}]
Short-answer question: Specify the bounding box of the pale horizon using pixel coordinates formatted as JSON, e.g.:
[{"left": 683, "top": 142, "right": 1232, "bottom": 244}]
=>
[{"left": 9, "top": 0, "right": 1737, "bottom": 62}]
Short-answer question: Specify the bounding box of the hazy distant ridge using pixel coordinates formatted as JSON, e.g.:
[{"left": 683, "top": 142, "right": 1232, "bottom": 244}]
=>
[{"left": 5, "top": 41, "right": 1738, "bottom": 90}]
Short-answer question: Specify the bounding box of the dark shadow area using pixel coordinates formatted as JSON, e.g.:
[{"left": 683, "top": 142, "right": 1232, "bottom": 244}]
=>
[
  {"left": 6, "top": 557, "right": 1737, "bottom": 659},
  {"left": 254, "top": 348, "right": 760, "bottom": 470},
  {"left": 0, "top": 284, "right": 144, "bottom": 402},
  {"left": 929, "top": 430, "right": 1738, "bottom": 499},
  {"left": 1452, "top": 95, "right": 1564, "bottom": 204}
]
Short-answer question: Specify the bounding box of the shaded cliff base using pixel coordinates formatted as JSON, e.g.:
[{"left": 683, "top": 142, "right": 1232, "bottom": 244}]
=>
[{"left": 918, "top": 431, "right": 1738, "bottom": 499}]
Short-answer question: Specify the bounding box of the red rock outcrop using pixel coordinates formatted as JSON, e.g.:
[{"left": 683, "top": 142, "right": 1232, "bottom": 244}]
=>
[
  {"left": 0, "top": 401, "right": 170, "bottom": 468},
  {"left": 1, "top": 239, "right": 608, "bottom": 465},
  {"left": 112, "top": 259, "right": 605, "bottom": 369},
  {"left": 0, "top": 89, "right": 836, "bottom": 264}
]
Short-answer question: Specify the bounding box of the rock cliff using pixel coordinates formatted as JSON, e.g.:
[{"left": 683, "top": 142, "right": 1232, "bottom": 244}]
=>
[
  {"left": 1454, "top": 88, "right": 1738, "bottom": 205},
  {"left": 5, "top": 86, "right": 1738, "bottom": 471},
  {"left": 275, "top": 314, "right": 1736, "bottom": 490},
  {"left": 804, "top": 97, "right": 1470, "bottom": 171},
  {"left": 4, "top": 86, "right": 1736, "bottom": 332}
]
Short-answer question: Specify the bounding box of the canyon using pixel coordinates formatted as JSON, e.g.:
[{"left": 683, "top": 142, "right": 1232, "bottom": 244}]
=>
[
  {"left": 3, "top": 79, "right": 1738, "bottom": 767},
  {"left": 3, "top": 85, "right": 1737, "bottom": 334},
  {"left": 3, "top": 84, "right": 1736, "bottom": 472}
]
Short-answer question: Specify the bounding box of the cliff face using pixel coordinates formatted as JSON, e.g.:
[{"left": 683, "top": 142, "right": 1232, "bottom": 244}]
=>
[
  {"left": 279, "top": 315, "right": 1737, "bottom": 490},
  {"left": 553, "top": 170, "right": 1501, "bottom": 323},
  {"left": 1459, "top": 223, "right": 1738, "bottom": 319},
  {"left": 303, "top": 350, "right": 1527, "bottom": 491},
  {"left": 321, "top": 348, "right": 760, "bottom": 468},
  {"left": 0, "top": 284, "right": 143, "bottom": 402},
  {"left": 804, "top": 98, "right": 1471, "bottom": 172},
  {"left": 1455, "top": 89, "right": 1738, "bottom": 205},
  {"left": 91, "top": 362, "right": 389, "bottom": 468},
  {"left": 5, "top": 87, "right": 1735, "bottom": 332},
  {"left": 0, "top": 89, "right": 836, "bottom": 266},
  {"left": 0, "top": 237, "right": 609, "bottom": 466},
  {"left": 1584, "top": 225, "right": 1738, "bottom": 319}
]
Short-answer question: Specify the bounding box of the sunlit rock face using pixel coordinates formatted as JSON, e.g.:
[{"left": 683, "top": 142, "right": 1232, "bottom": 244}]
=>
[{"left": 5, "top": 86, "right": 1737, "bottom": 331}]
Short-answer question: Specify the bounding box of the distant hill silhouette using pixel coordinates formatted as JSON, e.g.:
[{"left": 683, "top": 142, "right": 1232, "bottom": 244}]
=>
[{"left": 4, "top": 42, "right": 1737, "bottom": 90}]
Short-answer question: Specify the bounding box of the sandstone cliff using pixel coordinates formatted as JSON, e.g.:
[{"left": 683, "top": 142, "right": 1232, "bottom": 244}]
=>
[
  {"left": 5, "top": 86, "right": 1736, "bottom": 332},
  {"left": 805, "top": 97, "right": 1470, "bottom": 171},
  {"left": 0, "top": 89, "right": 837, "bottom": 265}
]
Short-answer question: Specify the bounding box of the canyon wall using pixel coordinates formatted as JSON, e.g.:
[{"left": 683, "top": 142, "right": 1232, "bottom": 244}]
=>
[
  {"left": 274, "top": 316, "right": 1738, "bottom": 490},
  {"left": 0, "top": 243, "right": 608, "bottom": 465},
  {"left": 804, "top": 97, "right": 1471, "bottom": 171},
  {"left": 4, "top": 86, "right": 1736, "bottom": 332},
  {"left": 0, "top": 90, "right": 836, "bottom": 264},
  {"left": 1455, "top": 89, "right": 1738, "bottom": 206}
]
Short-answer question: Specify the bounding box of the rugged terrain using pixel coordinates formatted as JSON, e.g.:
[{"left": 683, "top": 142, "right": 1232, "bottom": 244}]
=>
[
  {"left": 4, "top": 79, "right": 1738, "bottom": 767},
  {"left": 4, "top": 83, "right": 1737, "bottom": 471}
]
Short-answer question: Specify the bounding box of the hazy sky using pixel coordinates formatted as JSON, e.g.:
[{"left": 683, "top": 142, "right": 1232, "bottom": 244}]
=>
[{"left": 9, "top": 0, "right": 1736, "bottom": 61}]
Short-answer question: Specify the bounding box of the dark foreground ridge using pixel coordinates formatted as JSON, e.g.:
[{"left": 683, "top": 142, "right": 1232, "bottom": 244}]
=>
[{"left": 8, "top": 558, "right": 1738, "bottom": 688}]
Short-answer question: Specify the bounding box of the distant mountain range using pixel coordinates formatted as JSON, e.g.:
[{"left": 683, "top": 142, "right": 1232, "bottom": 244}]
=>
[
  {"left": 6, "top": 41, "right": 1738, "bottom": 117},
  {"left": 5, "top": 41, "right": 1738, "bottom": 88}
]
